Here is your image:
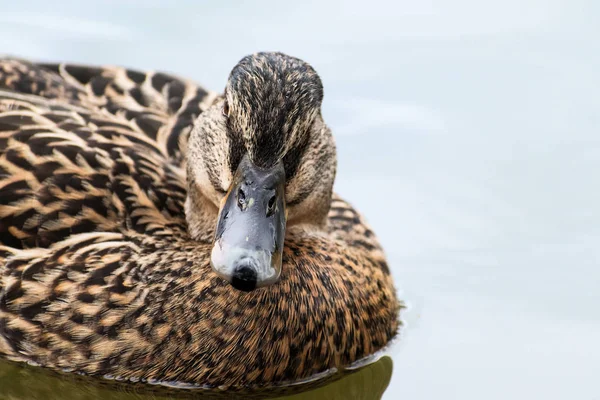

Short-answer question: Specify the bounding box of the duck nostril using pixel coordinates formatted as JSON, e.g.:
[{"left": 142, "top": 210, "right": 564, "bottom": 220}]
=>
[
  {"left": 267, "top": 195, "right": 276, "bottom": 216},
  {"left": 237, "top": 188, "right": 246, "bottom": 209}
]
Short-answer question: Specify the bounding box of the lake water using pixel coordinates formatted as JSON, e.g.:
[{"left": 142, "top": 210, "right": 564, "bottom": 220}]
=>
[{"left": 1, "top": 1, "right": 599, "bottom": 399}]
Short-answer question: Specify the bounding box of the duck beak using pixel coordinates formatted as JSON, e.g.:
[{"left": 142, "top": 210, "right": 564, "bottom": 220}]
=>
[{"left": 211, "top": 155, "right": 286, "bottom": 292}]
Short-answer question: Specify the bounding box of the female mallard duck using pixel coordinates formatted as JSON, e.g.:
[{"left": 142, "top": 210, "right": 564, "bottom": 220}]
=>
[{"left": 0, "top": 52, "right": 401, "bottom": 388}]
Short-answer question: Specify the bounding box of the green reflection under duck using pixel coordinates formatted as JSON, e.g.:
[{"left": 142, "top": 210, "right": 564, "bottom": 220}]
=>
[
  {"left": 0, "top": 52, "right": 401, "bottom": 388},
  {"left": 0, "top": 356, "right": 393, "bottom": 399}
]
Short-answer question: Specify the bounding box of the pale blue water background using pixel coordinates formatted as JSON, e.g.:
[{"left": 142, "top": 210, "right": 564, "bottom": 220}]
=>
[{"left": 1, "top": 1, "right": 598, "bottom": 398}]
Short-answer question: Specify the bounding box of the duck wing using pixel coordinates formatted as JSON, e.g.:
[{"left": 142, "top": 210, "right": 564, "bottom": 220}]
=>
[
  {"left": 0, "top": 58, "right": 218, "bottom": 166},
  {"left": 0, "top": 59, "right": 217, "bottom": 249}
]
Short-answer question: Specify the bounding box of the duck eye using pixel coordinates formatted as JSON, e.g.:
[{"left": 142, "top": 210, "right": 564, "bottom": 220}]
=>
[{"left": 222, "top": 101, "right": 229, "bottom": 117}]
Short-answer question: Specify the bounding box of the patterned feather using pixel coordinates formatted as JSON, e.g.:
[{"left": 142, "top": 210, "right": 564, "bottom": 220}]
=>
[{"left": 0, "top": 58, "right": 401, "bottom": 388}]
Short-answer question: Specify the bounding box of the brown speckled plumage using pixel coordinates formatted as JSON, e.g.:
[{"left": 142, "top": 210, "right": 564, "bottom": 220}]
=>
[{"left": 0, "top": 53, "right": 401, "bottom": 388}]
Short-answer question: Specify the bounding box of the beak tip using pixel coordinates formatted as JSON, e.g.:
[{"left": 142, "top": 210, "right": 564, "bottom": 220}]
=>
[
  {"left": 210, "top": 243, "right": 281, "bottom": 291},
  {"left": 230, "top": 266, "right": 258, "bottom": 291}
]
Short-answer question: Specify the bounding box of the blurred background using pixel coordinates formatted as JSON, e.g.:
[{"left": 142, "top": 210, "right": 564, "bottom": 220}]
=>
[{"left": 1, "top": 0, "right": 598, "bottom": 399}]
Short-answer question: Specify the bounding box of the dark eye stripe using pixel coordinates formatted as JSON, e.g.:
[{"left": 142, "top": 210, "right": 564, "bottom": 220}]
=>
[
  {"left": 226, "top": 122, "right": 245, "bottom": 175},
  {"left": 288, "top": 192, "right": 309, "bottom": 207},
  {"left": 287, "top": 177, "right": 317, "bottom": 206},
  {"left": 282, "top": 133, "right": 310, "bottom": 182}
]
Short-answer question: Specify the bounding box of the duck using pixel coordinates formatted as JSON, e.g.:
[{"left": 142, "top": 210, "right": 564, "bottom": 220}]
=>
[{"left": 0, "top": 52, "right": 401, "bottom": 389}]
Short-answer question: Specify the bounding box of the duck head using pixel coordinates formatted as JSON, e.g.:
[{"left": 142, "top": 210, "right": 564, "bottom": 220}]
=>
[{"left": 186, "top": 52, "right": 337, "bottom": 292}]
